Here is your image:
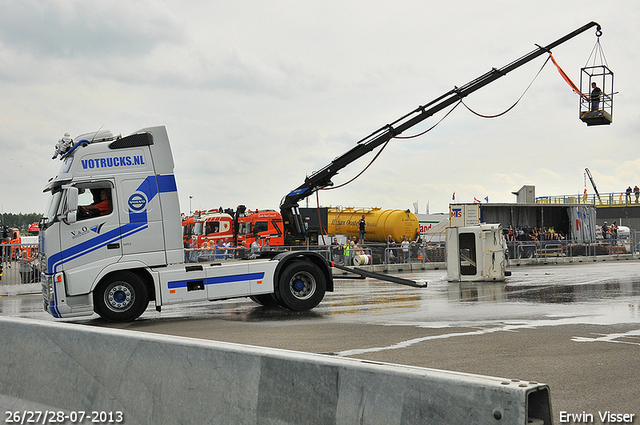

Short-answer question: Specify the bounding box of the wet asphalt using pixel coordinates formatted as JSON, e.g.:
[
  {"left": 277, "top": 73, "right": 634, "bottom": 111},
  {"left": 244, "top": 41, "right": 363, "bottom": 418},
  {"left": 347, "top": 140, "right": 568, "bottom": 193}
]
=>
[{"left": 2, "top": 260, "right": 639, "bottom": 423}]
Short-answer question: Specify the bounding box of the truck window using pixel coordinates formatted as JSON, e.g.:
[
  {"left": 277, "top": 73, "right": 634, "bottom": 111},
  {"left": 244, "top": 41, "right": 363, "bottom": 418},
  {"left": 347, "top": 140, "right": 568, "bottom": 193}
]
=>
[
  {"left": 44, "top": 187, "right": 63, "bottom": 225},
  {"left": 239, "top": 223, "right": 251, "bottom": 235},
  {"left": 205, "top": 222, "right": 220, "bottom": 235},
  {"left": 254, "top": 221, "right": 268, "bottom": 233},
  {"left": 183, "top": 223, "right": 194, "bottom": 238},
  {"left": 77, "top": 186, "right": 113, "bottom": 220}
]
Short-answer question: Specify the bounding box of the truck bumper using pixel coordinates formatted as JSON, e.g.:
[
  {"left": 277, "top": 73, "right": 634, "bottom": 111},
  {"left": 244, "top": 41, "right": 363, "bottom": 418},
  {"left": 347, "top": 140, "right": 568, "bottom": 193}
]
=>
[{"left": 42, "top": 273, "right": 94, "bottom": 318}]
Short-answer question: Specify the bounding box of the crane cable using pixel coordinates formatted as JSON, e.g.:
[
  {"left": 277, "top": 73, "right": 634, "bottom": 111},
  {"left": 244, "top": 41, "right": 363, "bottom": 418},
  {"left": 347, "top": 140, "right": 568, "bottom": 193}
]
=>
[
  {"left": 320, "top": 138, "right": 391, "bottom": 192},
  {"left": 585, "top": 36, "right": 609, "bottom": 69},
  {"left": 461, "top": 54, "right": 552, "bottom": 118},
  {"left": 320, "top": 51, "right": 558, "bottom": 193},
  {"left": 393, "top": 100, "right": 463, "bottom": 139},
  {"left": 321, "top": 99, "right": 462, "bottom": 192}
]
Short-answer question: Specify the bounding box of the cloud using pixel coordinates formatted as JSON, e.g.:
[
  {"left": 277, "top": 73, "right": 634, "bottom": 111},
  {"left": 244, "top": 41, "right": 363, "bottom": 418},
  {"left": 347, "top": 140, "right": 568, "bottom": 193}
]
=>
[
  {"left": 0, "top": 0, "right": 180, "bottom": 59},
  {"left": 1, "top": 0, "right": 639, "bottom": 217}
]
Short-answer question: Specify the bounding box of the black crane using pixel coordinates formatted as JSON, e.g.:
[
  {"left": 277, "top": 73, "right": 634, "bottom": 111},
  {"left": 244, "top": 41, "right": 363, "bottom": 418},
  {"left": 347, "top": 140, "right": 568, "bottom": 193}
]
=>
[
  {"left": 585, "top": 167, "right": 602, "bottom": 204},
  {"left": 280, "top": 22, "right": 602, "bottom": 244}
]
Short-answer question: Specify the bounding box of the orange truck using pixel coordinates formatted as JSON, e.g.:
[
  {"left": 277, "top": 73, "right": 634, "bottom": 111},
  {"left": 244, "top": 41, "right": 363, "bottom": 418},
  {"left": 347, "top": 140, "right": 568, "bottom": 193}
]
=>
[
  {"left": 182, "top": 207, "right": 284, "bottom": 251},
  {"left": 1, "top": 226, "right": 39, "bottom": 260},
  {"left": 236, "top": 209, "right": 284, "bottom": 248}
]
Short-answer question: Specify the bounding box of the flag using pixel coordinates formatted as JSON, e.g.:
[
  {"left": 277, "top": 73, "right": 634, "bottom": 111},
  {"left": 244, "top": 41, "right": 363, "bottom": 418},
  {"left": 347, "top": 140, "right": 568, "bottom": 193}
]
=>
[
  {"left": 452, "top": 192, "right": 456, "bottom": 201},
  {"left": 484, "top": 196, "right": 489, "bottom": 203},
  {"left": 426, "top": 201, "right": 430, "bottom": 214},
  {"left": 413, "top": 202, "right": 418, "bottom": 214},
  {"left": 473, "top": 197, "right": 481, "bottom": 203}
]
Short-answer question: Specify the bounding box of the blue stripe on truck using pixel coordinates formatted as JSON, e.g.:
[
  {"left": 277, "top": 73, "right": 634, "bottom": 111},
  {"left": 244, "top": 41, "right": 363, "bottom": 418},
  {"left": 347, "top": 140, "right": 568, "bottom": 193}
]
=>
[
  {"left": 168, "top": 272, "right": 266, "bottom": 289},
  {"left": 46, "top": 174, "right": 177, "bottom": 274}
]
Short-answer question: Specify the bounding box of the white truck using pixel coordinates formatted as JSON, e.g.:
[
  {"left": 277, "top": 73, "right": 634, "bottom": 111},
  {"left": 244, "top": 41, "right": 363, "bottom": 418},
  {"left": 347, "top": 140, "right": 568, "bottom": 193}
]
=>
[{"left": 39, "top": 126, "right": 333, "bottom": 322}]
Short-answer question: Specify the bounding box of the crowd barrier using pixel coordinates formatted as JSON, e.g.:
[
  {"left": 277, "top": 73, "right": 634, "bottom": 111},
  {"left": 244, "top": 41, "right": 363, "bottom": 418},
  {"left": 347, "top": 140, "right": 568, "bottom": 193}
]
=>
[
  {"left": 1, "top": 243, "right": 40, "bottom": 286},
  {"left": 0, "top": 317, "right": 552, "bottom": 424}
]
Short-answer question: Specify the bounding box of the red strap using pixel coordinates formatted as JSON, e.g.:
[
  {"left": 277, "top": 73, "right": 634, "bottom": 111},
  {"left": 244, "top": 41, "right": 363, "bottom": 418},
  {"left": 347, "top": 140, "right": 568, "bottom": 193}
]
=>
[{"left": 549, "top": 53, "right": 587, "bottom": 100}]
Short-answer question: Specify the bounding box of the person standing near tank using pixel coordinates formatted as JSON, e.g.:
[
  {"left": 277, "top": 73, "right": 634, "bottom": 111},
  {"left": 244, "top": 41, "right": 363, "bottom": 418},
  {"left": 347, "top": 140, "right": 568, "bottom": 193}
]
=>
[
  {"left": 401, "top": 236, "right": 410, "bottom": 263},
  {"left": 358, "top": 215, "right": 366, "bottom": 245},
  {"left": 343, "top": 239, "right": 351, "bottom": 265}
]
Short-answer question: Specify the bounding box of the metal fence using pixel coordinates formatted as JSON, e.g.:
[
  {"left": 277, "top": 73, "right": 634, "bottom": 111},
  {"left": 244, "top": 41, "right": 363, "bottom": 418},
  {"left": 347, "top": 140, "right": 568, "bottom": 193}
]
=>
[
  {"left": 326, "top": 243, "right": 446, "bottom": 267},
  {"left": 537, "top": 192, "right": 640, "bottom": 207},
  {"left": 0, "top": 242, "right": 445, "bottom": 285},
  {"left": 506, "top": 237, "right": 637, "bottom": 260},
  {"left": 1, "top": 243, "right": 41, "bottom": 286},
  {"left": 3, "top": 237, "right": 637, "bottom": 286}
]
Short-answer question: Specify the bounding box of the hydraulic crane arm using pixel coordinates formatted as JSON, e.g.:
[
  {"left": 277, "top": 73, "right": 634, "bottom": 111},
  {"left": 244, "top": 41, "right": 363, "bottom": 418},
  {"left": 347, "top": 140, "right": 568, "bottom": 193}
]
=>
[
  {"left": 585, "top": 167, "right": 602, "bottom": 203},
  {"left": 281, "top": 22, "right": 601, "bottom": 240}
]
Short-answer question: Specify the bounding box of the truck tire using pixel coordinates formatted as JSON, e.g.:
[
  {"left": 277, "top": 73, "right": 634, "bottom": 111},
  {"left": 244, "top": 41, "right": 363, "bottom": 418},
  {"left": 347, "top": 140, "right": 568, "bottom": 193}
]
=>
[
  {"left": 277, "top": 261, "right": 326, "bottom": 311},
  {"left": 249, "top": 294, "right": 280, "bottom": 308},
  {"left": 94, "top": 271, "right": 149, "bottom": 322}
]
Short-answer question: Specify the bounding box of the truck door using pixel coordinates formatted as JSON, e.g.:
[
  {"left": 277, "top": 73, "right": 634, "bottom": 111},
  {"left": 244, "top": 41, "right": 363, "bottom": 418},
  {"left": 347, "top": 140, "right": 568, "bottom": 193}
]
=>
[
  {"left": 117, "top": 175, "right": 168, "bottom": 263},
  {"left": 59, "top": 181, "right": 123, "bottom": 296}
]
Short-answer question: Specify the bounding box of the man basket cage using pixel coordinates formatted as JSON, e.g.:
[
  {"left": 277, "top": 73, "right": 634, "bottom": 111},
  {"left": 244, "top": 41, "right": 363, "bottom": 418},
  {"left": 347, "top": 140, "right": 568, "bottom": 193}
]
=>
[{"left": 579, "top": 31, "right": 613, "bottom": 126}]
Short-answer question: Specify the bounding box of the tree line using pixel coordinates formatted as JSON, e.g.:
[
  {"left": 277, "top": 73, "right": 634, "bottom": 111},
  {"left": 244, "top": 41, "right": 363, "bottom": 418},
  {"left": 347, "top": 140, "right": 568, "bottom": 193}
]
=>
[{"left": 1, "top": 213, "right": 43, "bottom": 232}]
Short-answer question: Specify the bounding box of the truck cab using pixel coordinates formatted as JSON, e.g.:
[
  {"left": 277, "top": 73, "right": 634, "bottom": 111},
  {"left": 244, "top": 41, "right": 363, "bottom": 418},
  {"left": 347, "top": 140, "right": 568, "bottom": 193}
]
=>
[
  {"left": 237, "top": 210, "right": 284, "bottom": 248},
  {"left": 40, "top": 126, "right": 331, "bottom": 321}
]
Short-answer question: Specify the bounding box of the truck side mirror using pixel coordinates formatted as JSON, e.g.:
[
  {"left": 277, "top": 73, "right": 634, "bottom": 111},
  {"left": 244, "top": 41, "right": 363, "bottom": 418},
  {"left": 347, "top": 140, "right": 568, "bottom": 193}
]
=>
[{"left": 66, "top": 186, "right": 78, "bottom": 224}]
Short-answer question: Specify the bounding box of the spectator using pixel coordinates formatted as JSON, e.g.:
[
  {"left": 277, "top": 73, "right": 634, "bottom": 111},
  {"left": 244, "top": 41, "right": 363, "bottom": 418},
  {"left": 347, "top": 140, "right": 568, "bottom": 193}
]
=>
[
  {"left": 386, "top": 235, "right": 397, "bottom": 264},
  {"left": 401, "top": 236, "right": 410, "bottom": 263},
  {"left": 506, "top": 226, "right": 514, "bottom": 242},
  {"left": 331, "top": 238, "right": 343, "bottom": 264},
  {"left": 19, "top": 249, "right": 35, "bottom": 284},
  {"left": 531, "top": 227, "right": 540, "bottom": 242},
  {"left": 188, "top": 238, "right": 198, "bottom": 262},
  {"left": 214, "top": 240, "right": 225, "bottom": 260},
  {"left": 634, "top": 185, "right": 639, "bottom": 203},
  {"left": 250, "top": 239, "right": 261, "bottom": 257},
  {"left": 626, "top": 186, "right": 632, "bottom": 204},
  {"left": 601, "top": 222, "right": 609, "bottom": 240},
  {"left": 343, "top": 239, "right": 352, "bottom": 265},
  {"left": 358, "top": 215, "right": 366, "bottom": 245},
  {"left": 261, "top": 238, "right": 272, "bottom": 253},
  {"left": 610, "top": 221, "right": 618, "bottom": 243}
]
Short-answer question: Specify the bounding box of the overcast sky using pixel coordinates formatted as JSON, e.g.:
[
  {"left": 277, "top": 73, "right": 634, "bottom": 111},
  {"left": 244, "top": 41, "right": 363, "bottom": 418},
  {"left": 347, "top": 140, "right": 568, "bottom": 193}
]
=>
[{"left": 1, "top": 1, "right": 638, "bottom": 216}]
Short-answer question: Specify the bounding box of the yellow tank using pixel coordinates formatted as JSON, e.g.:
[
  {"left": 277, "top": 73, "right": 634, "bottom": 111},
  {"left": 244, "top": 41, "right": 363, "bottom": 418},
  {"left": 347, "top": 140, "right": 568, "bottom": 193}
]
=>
[{"left": 328, "top": 207, "right": 419, "bottom": 243}]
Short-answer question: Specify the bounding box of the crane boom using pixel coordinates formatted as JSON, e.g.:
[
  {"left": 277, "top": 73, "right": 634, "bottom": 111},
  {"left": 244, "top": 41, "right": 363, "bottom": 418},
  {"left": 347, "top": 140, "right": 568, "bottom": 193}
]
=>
[
  {"left": 281, "top": 22, "right": 601, "bottom": 242},
  {"left": 585, "top": 167, "right": 602, "bottom": 203}
]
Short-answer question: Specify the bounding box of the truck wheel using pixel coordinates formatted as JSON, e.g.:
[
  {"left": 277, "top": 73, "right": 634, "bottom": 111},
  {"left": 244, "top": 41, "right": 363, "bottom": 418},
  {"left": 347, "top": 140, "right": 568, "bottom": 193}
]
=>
[
  {"left": 94, "top": 271, "right": 149, "bottom": 322},
  {"left": 277, "top": 261, "right": 326, "bottom": 311},
  {"left": 249, "top": 294, "right": 280, "bottom": 308}
]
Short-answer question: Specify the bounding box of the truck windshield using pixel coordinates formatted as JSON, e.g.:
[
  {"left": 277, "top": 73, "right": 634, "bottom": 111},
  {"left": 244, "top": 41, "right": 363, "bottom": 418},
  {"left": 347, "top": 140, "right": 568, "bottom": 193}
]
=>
[
  {"left": 43, "top": 187, "right": 62, "bottom": 228},
  {"left": 239, "top": 223, "right": 251, "bottom": 235}
]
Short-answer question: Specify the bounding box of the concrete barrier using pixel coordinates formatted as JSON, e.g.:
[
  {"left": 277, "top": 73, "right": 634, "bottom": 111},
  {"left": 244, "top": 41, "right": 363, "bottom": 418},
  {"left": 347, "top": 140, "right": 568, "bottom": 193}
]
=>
[{"left": 0, "top": 317, "right": 552, "bottom": 424}]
